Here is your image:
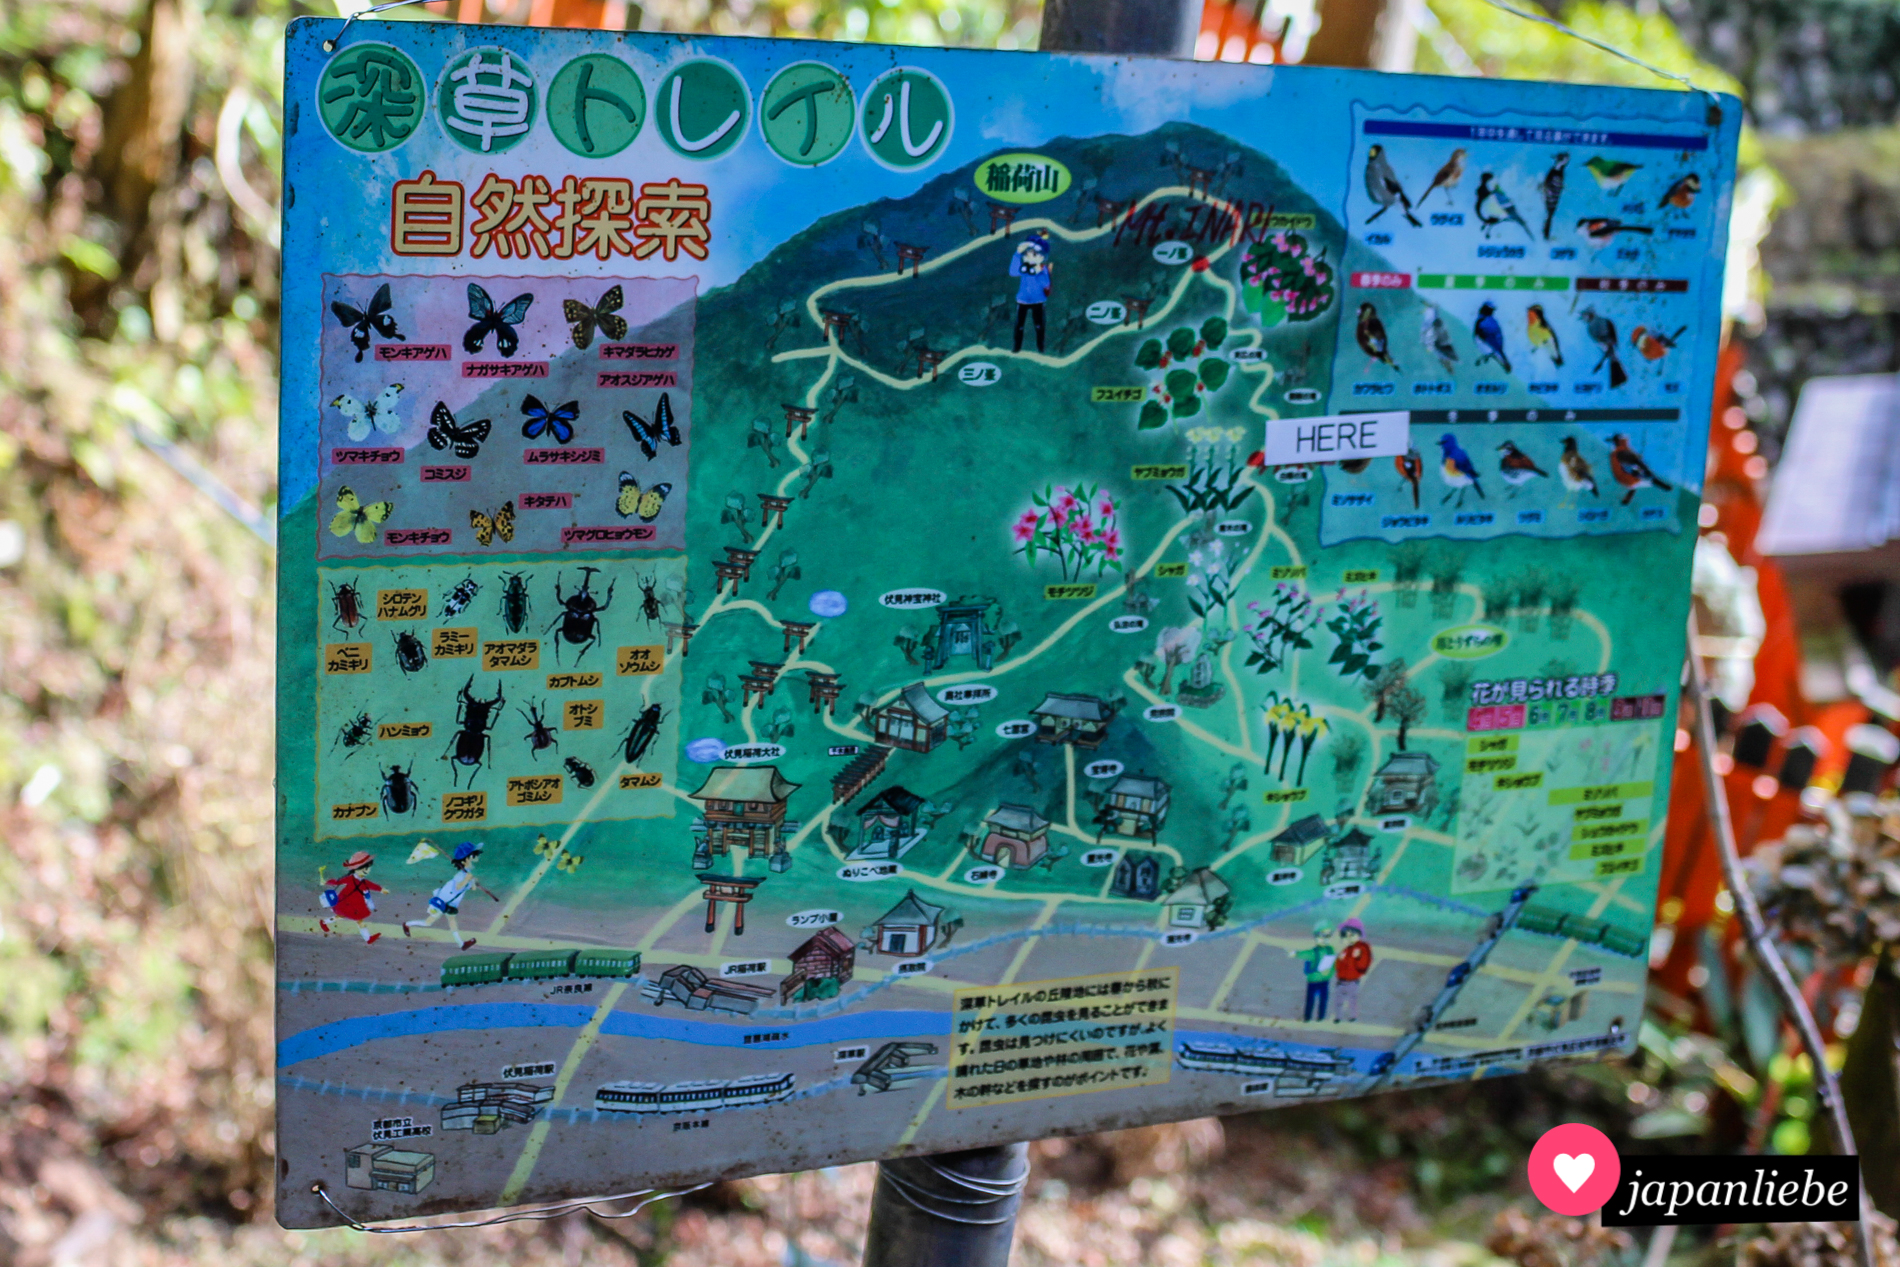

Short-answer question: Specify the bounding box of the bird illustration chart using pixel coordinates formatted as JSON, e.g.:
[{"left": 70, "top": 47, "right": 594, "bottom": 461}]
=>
[{"left": 277, "top": 19, "right": 1738, "bottom": 1227}]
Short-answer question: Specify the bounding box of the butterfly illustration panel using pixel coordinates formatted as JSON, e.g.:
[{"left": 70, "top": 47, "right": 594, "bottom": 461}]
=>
[{"left": 316, "top": 273, "right": 697, "bottom": 558}]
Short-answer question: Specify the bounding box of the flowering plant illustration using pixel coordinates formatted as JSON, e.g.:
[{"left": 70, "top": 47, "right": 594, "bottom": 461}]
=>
[
  {"left": 1012, "top": 483, "right": 1125, "bottom": 581},
  {"left": 1324, "top": 588, "right": 1383, "bottom": 681},
  {"left": 1240, "top": 230, "right": 1336, "bottom": 326},
  {"left": 1244, "top": 583, "right": 1321, "bottom": 677}
]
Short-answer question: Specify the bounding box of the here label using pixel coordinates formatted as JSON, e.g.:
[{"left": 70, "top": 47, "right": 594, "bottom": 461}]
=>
[{"left": 1261, "top": 411, "right": 1409, "bottom": 465}]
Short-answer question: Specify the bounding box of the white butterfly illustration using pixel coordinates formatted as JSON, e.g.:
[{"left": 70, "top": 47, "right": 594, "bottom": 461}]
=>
[{"left": 331, "top": 383, "right": 406, "bottom": 442}]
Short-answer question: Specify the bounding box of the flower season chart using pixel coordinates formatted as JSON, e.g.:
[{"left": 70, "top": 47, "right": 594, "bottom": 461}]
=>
[{"left": 276, "top": 19, "right": 1739, "bottom": 1225}]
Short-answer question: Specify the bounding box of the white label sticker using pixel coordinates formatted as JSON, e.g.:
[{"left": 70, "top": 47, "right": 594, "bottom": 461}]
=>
[
  {"left": 893, "top": 959, "right": 933, "bottom": 976},
  {"left": 1215, "top": 519, "right": 1252, "bottom": 536},
  {"left": 996, "top": 719, "right": 1035, "bottom": 738},
  {"left": 964, "top": 865, "right": 1004, "bottom": 885},
  {"left": 959, "top": 362, "right": 1001, "bottom": 386},
  {"left": 1152, "top": 241, "right": 1193, "bottom": 265},
  {"left": 937, "top": 684, "right": 997, "bottom": 706},
  {"left": 1143, "top": 704, "right": 1180, "bottom": 723},
  {"left": 1324, "top": 881, "right": 1367, "bottom": 901},
  {"left": 1268, "top": 867, "right": 1303, "bottom": 886},
  {"left": 835, "top": 1046, "right": 869, "bottom": 1063},
  {"left": 787, "top": 909, "right": 842, "bottom": 928},
  {"left": 880, "top": 588, "right": 947, "bottom": 609},
  {"left": 722, "top": 743, "right": 785, "bottom": 763},
  {"left": 1086, "top": 300, "right": 1126, "bottom": 324},
  {"left": 1232, "top": 347, "right": 1267, "bottom": 364},
  {"left": 1082, "top": 849, "right": 1117, "bottom": 867},
  {"left": 1109, "top": 615, "right": 1149, "bottom": 634},
  {"left": 1162, "top": 929, "right": 1198, "bottom": 947},
  {"left": 1083, "top": 759, "right": 1124, "bottom": 779},
  {"left": 1262, "top": 412, "right": 1410, "bottom": 465},
  {"left": 838, "top": 862, "right": 903, "bottom": 882},
  {"left": 721, "top": 960, "right": 771, "bottom": 978}
]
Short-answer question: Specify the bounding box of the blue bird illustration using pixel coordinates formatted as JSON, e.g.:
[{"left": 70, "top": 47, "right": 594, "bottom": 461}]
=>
[
  {"left": 1436, "top": 433, "right": 1486, "bottom": 506},
  {"left": 1473, "top": 302, "right": 1511, "bottom": 374}
]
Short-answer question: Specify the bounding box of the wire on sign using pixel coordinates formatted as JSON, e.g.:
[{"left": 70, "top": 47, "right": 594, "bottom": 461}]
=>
[
  {"left": 322, "top": 0, "right": 443, "bottom": 53},
  {"left": 312, "top": 1180, "right": 711, "bottom": 1233},
  {"left": 1477, "top": 0, "right": 1725, "bottom": 122}
]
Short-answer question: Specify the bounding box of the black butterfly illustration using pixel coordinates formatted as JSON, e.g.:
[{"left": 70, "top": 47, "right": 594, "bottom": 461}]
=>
[
  {"left": 463, "top": 283, "right": 534, "bottom": 358},
  {"left": 562, "top": 285, "right": 628, "bottom": 350},
  {"left": 521, "top": 395, "right": 580, "bottom": 445},
  {"left": 330, "top": 282, "right": 405, "bottom": 363},
  {"left": 427, "top": 401, "right": 492, "bottom": 460},
  {"left": 622, "top": 392, "right": 681, "bottom": 461}
]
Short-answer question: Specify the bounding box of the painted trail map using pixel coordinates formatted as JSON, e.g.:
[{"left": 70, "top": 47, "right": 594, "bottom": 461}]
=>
[{"left": 277, "top": 19, "right": 1738, "bottom": 1225}]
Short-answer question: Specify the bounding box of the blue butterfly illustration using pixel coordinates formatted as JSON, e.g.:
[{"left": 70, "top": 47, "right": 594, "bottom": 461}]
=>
[
  {"left": 463, "top": 283, "right": 534, "bottom": 358},
  {"left": 521, "top": 395, "right": 580, "bottom": 445},
  {"left": 622, "top": 392, "right": 681, "bottom": 461}
]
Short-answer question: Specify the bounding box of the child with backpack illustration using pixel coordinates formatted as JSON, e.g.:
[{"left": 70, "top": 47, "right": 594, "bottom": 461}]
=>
[
  {"left": 402, "top": 841, "right": 497, "bottom": 950},
  {"left": 1333, "top": 917, "right": 1374, "bottom": 1022},
  {"left": 1009, "top": 231, "right": 1054, "bottom": 354},
  {"left": 320, "top": 850, "right": 383, "bottom": 944}
]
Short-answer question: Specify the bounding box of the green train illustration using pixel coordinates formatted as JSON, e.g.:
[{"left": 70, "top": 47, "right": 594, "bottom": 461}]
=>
[
  {"left": 440, "top": 947, "right": 642, "bottom": 989},
  {"left": 1514, "top": 907, "right": 1645, "bottom": 958}
]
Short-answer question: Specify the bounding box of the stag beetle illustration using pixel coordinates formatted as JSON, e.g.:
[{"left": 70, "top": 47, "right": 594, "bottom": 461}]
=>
[
  {"left": 549, "top": 566, "right": 614, "bottom": 664},
  {"left": 444, "top": 676, "right": 505, "bottom": 785},
  {"left": 637, "top": 572, "right": 663, "bottom": 626}
]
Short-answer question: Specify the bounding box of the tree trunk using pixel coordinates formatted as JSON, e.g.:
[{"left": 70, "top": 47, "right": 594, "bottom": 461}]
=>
[{"left": 86, "top": 0, "right": 199, "bottom": 327}]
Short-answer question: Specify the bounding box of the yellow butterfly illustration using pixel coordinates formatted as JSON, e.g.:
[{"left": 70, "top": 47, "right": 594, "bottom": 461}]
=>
[
  {"left": 469, "top": 501, "right": 516, "bottom": 547},
  {"left": 616, "top": 472, "right": 671, "bottom": 523},
  {"left": 330, "top": 486, "right": 393, "bottom": 544}
]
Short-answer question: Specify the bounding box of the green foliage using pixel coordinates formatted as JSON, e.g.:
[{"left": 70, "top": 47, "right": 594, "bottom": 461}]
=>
[
  {"left": 1200, "top": 316, "right": 1228, "bottom": 351},
  {"left": 1136, "top": 337, "right": 1163, "bottom": 370},
  {"left": 1198, "top": 356, "right": 1229, "bottom": 391},
  {"left": 1138, "top": 398, "right": 1169, "bottom": 430},
  {"left": 1166, "top": 326, "right": 1198, "bottom": 360}
]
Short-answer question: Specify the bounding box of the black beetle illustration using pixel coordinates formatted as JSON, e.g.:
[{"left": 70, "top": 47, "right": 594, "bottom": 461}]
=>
[
  {"left": 330, "top": 580, "right": 364, "bottom": 634},
  {"left": 619, "top": 703, "right": 664, "bottom": 767},
  {"left": 381, "top": 762, "right": 419, "bottom": 817},
  {"left": 499, "top": 571, "right": 533, "bottom": 635},
  {"left": 522, "top": 699, "right": 558, "bottom": 758},
  {"left": 441, "top": 574, "right": 480, "bottom": 618},
  {"left": 637, "top": 572, "right": 663, "bottom": 626},
  {"left": 564, "top": 756, "right": 596, "bottom": 788},
  {"left": 548, "top": 566, "right": 614, "bottom": 664},
  {"left": 444, "top": 675, "right": 505, "bottom": 785},
  {"left": 333, "top": 710, "right": 374, "bottom": 758},
  {"left": 392, "top": 628, "right": 429, "bottom": 676}
]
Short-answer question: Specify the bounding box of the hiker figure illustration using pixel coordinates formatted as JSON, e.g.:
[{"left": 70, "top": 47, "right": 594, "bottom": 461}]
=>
[
  {"left": 1296, "top": 920, "right": 1336, "bottom": 1022},
  {"left": 402, "top": 841, "right": 497, "bottom": 950},
  {"left": 1333, "top": 917, "right": 1373, "bottom": 1022},
  {"left": 1009, "top": 231, "right": 1054, "bottom": 354},
  {"left": 320, "top": 850, "right": 383, "bottom": 944}
]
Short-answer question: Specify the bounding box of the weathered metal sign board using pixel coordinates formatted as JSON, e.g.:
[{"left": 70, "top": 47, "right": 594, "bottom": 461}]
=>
[{"left": 276, "top": 16, "right": 1739, "bottom": 1225}]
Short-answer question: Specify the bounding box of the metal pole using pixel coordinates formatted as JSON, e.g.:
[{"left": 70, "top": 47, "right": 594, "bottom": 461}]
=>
[
  {"left": 1039, "top": 0, "right": 1203, "bottom": 57},
  {"left": 858, "top": 7, "right": 1202, "bottom": 1266}
]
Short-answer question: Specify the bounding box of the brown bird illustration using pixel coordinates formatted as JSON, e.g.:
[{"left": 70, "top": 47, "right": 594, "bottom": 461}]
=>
[
  {"left": 1658, "top": 173, "right": 1701, "bottom": 212},
  {"left": 1424, "top": 147, "right": 1467, "bottom": 205},
  {"left": 1395, "top": 446, "right": 1422, "bottom": 508},
  {"left": 1559, "top": 436, "right": 1598, "bottom": 497},
  {"left": 1630, "top": 324, "right": 1686, "bottom": 361},
  {"left": 1497, "top": 440, "right": 1549, "bottom": 498},
  {"left": 1356, "top": 302, "right": 1398, "bottom": 371},
  {"left": 1609, "top": 433, "right": 1673, "bottom": 505}
]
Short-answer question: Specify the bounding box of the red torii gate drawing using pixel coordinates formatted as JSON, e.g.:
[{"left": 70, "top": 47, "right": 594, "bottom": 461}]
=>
[
  {"left": 781, "top": 404, "right": 815, "bottom": 441},
  {"left": 1122, "top": 296, "right": 1154, "bottom": 328},
  {"left": 987, "top": 203, "right": 1020, "bottom": 235},
  {"left": 699, "top": 875, "right": 763, "bottom": 935},
  {"left": 780, "top": 620, "right": 816, "bottom": 656},
  {"left": 806, "top": 670, "right": 842, "bottom": 716},
  {"left": 894, "top": 242, "right": 929, "bottom": 276},
  {"left": 759, "top": 494, "right": 793, "bottom": 530}
]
